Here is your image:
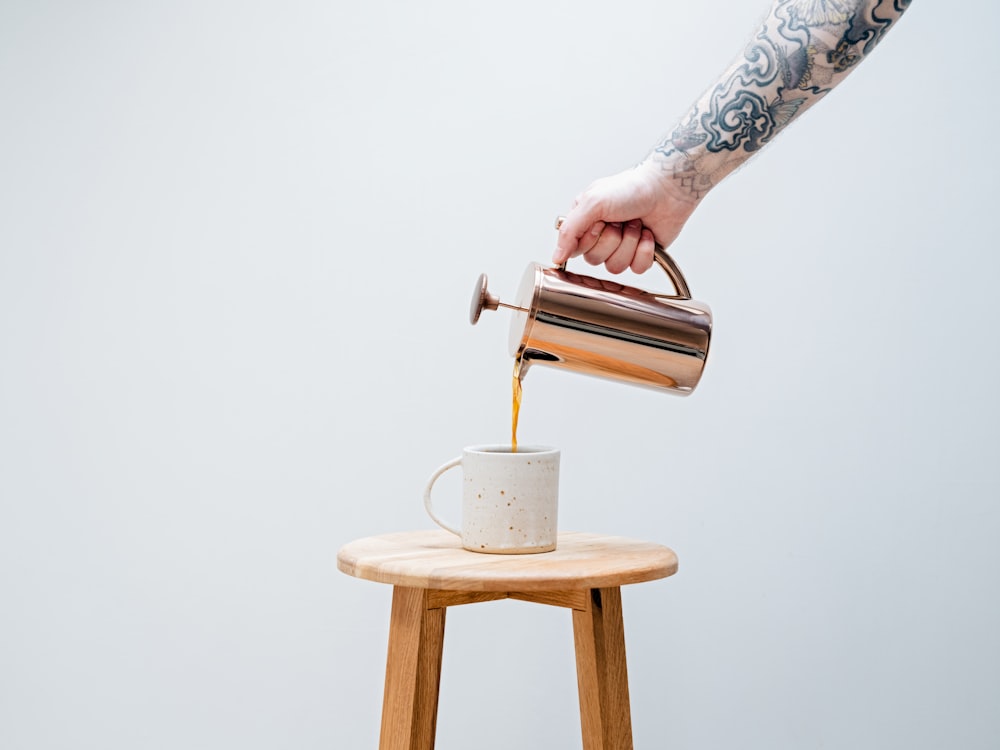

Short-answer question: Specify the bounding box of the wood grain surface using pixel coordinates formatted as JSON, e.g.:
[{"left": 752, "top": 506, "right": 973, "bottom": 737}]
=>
[{"left": 337, "top": 529, "right": 677, "bottom": 592}]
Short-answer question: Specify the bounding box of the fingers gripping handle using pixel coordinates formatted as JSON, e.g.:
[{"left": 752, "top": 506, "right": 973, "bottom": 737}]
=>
[
  {"left": 554, "top": 215, "right": 692, "bottom": 299},
  {"left": 423, "top": 457, "right": 462, "bottom": 536}
]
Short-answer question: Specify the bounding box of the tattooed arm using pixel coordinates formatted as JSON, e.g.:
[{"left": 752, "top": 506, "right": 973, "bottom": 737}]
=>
[{"left": 554, "top": 0, "right": 911, "bottom": 273}]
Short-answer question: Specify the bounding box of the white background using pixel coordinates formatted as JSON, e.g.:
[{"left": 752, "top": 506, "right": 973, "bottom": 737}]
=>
[{"left": 2, "top": 1, "right": 998, "bottom": 748}]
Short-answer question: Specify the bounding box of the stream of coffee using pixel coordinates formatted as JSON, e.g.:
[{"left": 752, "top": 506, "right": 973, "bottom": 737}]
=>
[{"left": 511, "top": 356, "right": 523, "bottom": 452}]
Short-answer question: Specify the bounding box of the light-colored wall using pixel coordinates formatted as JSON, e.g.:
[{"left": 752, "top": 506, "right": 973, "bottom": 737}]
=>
[{"left": 2, "top": 1, "right": 997, "bottom": 748}]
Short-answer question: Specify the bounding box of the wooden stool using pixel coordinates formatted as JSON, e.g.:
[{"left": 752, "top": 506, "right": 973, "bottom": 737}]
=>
[{"left": 337, "top": 529, "right": 678, "bottom": 750}]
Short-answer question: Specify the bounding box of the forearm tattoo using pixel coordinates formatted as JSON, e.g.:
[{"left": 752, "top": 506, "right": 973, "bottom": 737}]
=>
[{"left": 652, "top": 0, "right": 911, "bottom": 199}]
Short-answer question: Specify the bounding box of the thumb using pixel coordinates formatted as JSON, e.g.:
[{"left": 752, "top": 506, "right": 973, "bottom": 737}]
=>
[{"left": 553, "top": 209, "right": 605, "bottom": 264}]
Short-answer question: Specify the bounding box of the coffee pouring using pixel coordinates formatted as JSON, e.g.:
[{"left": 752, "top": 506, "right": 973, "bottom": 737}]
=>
[{"left": 471, "top": 219, "right": 713, "bottom": 395}]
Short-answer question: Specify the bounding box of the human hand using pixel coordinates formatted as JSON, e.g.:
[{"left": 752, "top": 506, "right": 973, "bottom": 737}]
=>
[{"left": 553, "top": 160, "right": 700, "bottom": 274}]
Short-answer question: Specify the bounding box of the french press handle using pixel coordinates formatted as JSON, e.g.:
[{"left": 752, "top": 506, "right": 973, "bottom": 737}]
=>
[{"left": 555, "top": 216, "right": 692, "bottom": 300}]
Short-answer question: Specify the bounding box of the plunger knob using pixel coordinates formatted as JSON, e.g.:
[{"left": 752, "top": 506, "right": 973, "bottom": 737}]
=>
[{"left": 469, "top": 273, "right": 500, "bottom": 325}]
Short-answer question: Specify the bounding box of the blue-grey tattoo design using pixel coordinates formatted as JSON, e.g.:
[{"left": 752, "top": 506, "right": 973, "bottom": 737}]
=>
[{"left": 654, "top": 0, "right": 910, "bottom": 198}]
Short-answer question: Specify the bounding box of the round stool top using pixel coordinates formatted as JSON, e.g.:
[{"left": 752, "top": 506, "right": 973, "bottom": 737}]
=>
[{"left": 337, "top": 530, "right": 678, "bottom": 592}]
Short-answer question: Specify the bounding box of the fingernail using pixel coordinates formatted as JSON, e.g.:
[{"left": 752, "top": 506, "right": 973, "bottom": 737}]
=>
[{"left": 590, "top": 222, "right": 604, "bottom": 236}]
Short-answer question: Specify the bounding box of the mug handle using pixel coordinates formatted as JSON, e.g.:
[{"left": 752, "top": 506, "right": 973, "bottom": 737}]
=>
[{"left": 423, "top": 457, "right": 462, "bottom": 536}]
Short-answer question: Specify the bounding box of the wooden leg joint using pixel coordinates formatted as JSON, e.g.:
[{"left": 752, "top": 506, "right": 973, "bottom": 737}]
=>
[{"left": 424, "top": 589, "right": 590, "bottom": 611}]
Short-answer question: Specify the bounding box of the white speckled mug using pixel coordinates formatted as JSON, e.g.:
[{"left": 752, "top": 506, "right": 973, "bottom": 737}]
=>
[{"left": 423, "top": 445, "right": 560, "bottom": 554}]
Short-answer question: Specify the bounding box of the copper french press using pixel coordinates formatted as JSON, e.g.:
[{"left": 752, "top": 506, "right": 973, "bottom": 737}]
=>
[{"left": 470, "top": 220, "right": 713, "bottom": 395}]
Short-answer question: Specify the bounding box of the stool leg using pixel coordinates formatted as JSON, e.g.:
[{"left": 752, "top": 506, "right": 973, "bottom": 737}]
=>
[
  {"left": 572, "top": 587, "right": 633, "bottom": 750},
  {"left": 379, "top": 586, "right": 445, "bottom": 750}
]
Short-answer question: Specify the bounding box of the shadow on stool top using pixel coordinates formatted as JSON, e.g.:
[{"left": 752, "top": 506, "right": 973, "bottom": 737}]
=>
[{"left": 337, "top": 530, "right": 678, "bottom": 592}]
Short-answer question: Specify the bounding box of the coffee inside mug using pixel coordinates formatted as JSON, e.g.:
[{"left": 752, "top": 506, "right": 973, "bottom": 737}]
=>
[{"left": 472, "top": 445, "right": 549, "bottom": 454}]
